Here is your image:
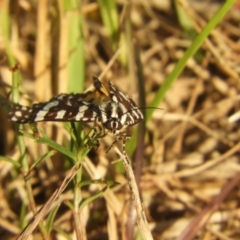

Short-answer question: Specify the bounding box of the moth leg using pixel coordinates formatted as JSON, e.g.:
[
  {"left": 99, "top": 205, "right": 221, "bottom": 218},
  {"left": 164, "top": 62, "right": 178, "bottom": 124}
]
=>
[
  {"left": 120, "top": 134, "right": 131, "bottom": 164},
  {"left": 106, "top": 132, "right": 131, "bottom": 155},
  {"left": 106, "top": 139, "right": 117, "bottom": 153},
  {"left": 85, "top": 124, "right": 107, "bottom": 150},
  {"left": 114, "top": 133, "right": 132, "bottom": 164},
  {"left": 85, "top": 126, "right": 100, "bottom": 150}
]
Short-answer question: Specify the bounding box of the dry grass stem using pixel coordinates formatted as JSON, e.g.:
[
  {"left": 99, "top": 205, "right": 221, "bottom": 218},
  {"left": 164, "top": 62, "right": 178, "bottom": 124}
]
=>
[{"left": 115, "top": 147, "right": 153, "bottom": 240}]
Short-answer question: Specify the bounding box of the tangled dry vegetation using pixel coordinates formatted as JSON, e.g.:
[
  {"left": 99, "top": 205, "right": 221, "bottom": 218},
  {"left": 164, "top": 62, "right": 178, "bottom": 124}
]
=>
[{"left": 1, "top": 1, "right": 240, "bottom": 240}]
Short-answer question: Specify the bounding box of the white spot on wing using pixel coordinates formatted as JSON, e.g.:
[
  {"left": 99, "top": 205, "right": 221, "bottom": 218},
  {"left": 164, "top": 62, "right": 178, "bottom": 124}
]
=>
[
  {"left": 111, "top": 104, "right": 118, "bottom": 118},
  {"left": 82, "top": 101, "right": 91, "bottom": 105},
  {"left": 57, "top": 94, "right": 65, "bottom": 100},
  {"left": 43, "top": 101, "right": 59, "bottom": 110},
  {"left": 55, "top": 110, "right": 66, "bottom": 119},
  {"left": 132, "top": 110, "right": 139, "bottom": 119},
  {"left": 35, "top": 110, "right": 47, "bottom": 121},
  {"left": 112, "top": 95, "right": 118, "bottom": 103},
  {"left": 78, "top": 105, "right": 88, "bottom": 112},
  {"left": 75, "top": 112, "right": 84, "bottom": 121},
  {"left": 75, "top": 105, "right": 89, "bottom": 120},
  {"left": 127, "top": 112, "right": 135, "bottom": 124},
  {"left": 15, "top": 111, "right": 22, "bottom": 117},
  {"left": 120, "top": 112, "right": 127, "bottom": 125},
  {"left": 119, "top": 91, "right": 129, "bottom": 101},
  {"left": 101, "top": 113, "right": 107, "bottom": 123},
  {"left": 11, "top": 116, "right": 18, "bottom": 121}
]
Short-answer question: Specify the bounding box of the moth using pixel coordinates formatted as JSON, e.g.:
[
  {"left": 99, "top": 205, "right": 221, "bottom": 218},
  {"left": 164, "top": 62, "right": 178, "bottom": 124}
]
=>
[{"left": 8, "top": 77, "right": 144, "bottom": 150}]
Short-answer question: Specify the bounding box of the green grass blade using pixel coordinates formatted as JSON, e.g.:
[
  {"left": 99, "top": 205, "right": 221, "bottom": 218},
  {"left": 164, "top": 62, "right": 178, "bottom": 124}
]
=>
[
  {"left": 64, "top": 0, "right": 85, "bottom": 93},
  {"left": 79, "top": 180, "right": 117, "bottom": 210},
  {"left": 53, "top": 226, "right": 72, "bottom": 240},
  {"left": 45, "top": 205, "right": 60, "bottom": 235},
  {"left": 31, "top": 150, "right": 57, "bottom": 169},
  {"left": 18, "top": 129, "right": 36, "bottom": 139},
  {"left": 35, "top": 133, "right": 76, "bottom": 162},
  {"left": 0, "top": 156, "right": 21, "bottom": 168},
  {"left": 98, "top": 0, "right": 119, "bottom": 49},
  {"left": 10, "top": 67, "right": 49, "bottom": 236},
  {"left": 146, "top": 0, "right": 236, "bottom": 122},
  {"left": 19, "top": 203, "right": 27, "bottom": 230},
  {"left": 0, "top": 0, "right": 15, "bottom": 65},
  {"left": 127, "top": 0, "right": 236, "bottom": 155}
]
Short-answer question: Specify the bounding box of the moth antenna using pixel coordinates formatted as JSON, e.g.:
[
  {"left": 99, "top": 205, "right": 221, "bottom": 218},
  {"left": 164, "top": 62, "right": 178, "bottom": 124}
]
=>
[{"left": 121, "top": 106, "right": 164, "bottom": 117}]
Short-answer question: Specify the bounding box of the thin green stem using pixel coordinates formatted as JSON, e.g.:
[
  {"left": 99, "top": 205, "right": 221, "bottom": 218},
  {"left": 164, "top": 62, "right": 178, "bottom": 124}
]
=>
[{"left": 12, "top": 69, "right": 48, "bottom": 237}]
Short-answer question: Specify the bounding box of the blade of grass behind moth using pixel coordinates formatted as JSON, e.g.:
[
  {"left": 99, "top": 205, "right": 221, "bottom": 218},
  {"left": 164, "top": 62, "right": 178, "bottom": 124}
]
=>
[
  {"left": 64, "top": 1, "right": 85, "bottom": 151},
  {"left": 63, "top": 3, "right": 86, "bottom": 230},
  {"left": 133, "top": 44, "right": 146, "bottom": 184},
  {"left": 124, "top": 1, "right": 140, "bottom": 159},
  {"left": 11, "top": 68, "right": 48, "bottom": 237},
  {"left": 127, "top": 0, "right": 236, "bottom": 156},
  {"left": 126, "top": 42, "right": 147, "bottom": 240},
  {"left": 11, "top": 69, "right": 32, "bottom": 206},
  {"left": 59, "top": 5, "right": 86, "bottom": 236},
  {"left": 0, "top": 1, "right": 15, "bottom": 65},
  {"left": 64, "top": 1, "right": 85, "bottom": 94},
  {"left": 0, "top": 2, "right": 18, "bottom": 158},
  {"left": 124, "top": 1, "right": 135, "bottom": 90},
  {"left": 51, "top": 1, "right": 61, "bottom": 97},
  {"left": 98, "top": 0, "right": 119, "bottom": 50},
  {"left": 34, "top": 1, "right": 52, "bottom": 102},
  {"left": 0, "top": 94, "right": 12, "bottom": 112},
  {"left": 126, "top": 43, "right": 146, "bottom": 167}
]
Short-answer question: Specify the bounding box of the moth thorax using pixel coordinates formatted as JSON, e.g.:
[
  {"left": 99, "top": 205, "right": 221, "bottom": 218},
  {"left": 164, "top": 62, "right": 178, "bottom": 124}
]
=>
[{"left": 100, "top": 101, "right": 128, "bottom": 133}]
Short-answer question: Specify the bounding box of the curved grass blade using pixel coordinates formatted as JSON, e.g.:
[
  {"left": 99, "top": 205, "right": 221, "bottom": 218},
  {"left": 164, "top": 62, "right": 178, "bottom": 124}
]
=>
[{"left": 127, "top": 0, "right": 236, "bottom": 155}]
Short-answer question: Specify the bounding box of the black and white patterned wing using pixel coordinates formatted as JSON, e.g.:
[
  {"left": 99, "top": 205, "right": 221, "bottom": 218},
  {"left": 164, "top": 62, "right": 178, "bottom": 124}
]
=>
[
  {"left": 8, "top": 93, "right": 100, "bottom": 123},
  {"left": 107, "top": 81, "right": 144, "bottom": 126}
]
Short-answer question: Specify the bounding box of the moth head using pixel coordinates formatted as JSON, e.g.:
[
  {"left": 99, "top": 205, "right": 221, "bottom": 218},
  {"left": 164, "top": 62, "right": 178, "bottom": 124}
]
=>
[{"left": 99, "top": 101, "right": 127, "bottom": 134}]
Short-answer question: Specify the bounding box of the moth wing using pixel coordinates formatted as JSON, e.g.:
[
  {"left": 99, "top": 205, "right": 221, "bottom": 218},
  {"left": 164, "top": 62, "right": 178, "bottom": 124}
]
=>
[
  {"left": 107, "top": 81, "right": 144, "bottom": 126},
  {"left": 8, "top": 93, "right": 99, "bottom": 123}
]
